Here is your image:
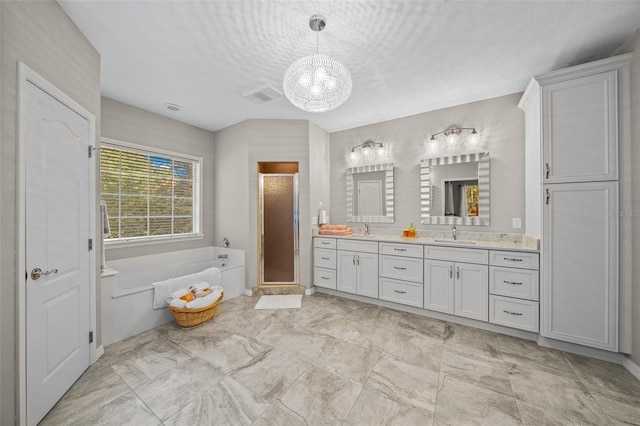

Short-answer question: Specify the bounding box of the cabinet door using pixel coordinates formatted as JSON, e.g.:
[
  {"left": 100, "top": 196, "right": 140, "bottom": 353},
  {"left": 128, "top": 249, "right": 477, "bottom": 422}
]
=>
[
  {"left": 424, "top": 259, "right": 454, "bottom": 314},
  {"left": 356, "top": 252, "right": 379, "bottom": 298},
  {"left": 542, "top": 181, "right": 618, "bottom": 351},
  {"left": 542, "top": 70, "right": 618, "bottom": 183},
  {"left": 337, "top": 251, "right": 357, "bottom": 294},
  {"left": 454, "top": 262, "right": 489, "bottom": 321}
]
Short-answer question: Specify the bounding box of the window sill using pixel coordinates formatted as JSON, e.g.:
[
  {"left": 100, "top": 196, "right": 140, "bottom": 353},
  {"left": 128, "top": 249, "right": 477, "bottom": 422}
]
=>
[{"left": 105, "top": 233, "right": 205, "bottom": 249}]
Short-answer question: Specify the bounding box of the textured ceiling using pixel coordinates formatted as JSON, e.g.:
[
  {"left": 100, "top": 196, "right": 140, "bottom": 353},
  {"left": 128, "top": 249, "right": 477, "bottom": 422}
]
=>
[{"left": 59, "top": 1, "right": 640, "bottom": 133}]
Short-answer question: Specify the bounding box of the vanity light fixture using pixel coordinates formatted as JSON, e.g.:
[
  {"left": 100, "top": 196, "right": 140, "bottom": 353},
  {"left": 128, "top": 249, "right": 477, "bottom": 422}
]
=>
[
  {"left": 430, "top": 127, "right": 478, "bottom": 142},
  {"left": 283, "top": 15, "right": 352, "bottom": 113},
  {"left": 349, "top": 140, "right": 384, "bottom": 161}
]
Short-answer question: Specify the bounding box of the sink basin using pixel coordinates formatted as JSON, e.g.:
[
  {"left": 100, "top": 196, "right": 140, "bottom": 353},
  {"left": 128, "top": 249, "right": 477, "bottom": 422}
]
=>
[{"left": 433, "top": 239, "right": 477, "bottom": 245}]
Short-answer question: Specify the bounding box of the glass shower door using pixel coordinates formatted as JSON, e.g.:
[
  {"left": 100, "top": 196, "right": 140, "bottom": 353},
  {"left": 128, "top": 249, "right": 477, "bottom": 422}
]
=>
[{"left": 259, "top": 173, "right": 299, "bottom": 285}]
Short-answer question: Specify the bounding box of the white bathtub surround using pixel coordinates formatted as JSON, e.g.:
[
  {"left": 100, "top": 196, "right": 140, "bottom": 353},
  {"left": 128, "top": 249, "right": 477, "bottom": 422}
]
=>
[{"left": 102, "top": 246, "right": 245, "bottom": 346}]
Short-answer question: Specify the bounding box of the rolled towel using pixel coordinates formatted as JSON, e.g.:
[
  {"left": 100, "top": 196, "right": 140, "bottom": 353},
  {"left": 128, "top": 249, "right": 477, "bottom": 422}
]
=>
[
  {"left": 185, "top": 290, "right": 221, "bottom": 309},
  {"left": 169, "top": 298, "right": 188, "bottom": 309},
  {"left": 322, "top": 224, "right": 349, "bottom": 230},
  {"left": 169, "top": 288, "right": 189, "bottom": 300},
  {"left": 188, "top": 282, "right": 210, "bottom": 293}
]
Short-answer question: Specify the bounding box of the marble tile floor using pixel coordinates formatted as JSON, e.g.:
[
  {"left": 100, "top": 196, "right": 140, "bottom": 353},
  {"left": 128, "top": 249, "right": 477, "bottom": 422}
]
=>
[{"left": 41, "top": 293, "right": 640, "bottom": 425}]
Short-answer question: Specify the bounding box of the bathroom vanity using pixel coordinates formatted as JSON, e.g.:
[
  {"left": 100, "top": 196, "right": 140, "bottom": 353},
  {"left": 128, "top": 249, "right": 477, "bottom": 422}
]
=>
[{"left": 313, "top": 234, "right": 540, "bottom": 334}]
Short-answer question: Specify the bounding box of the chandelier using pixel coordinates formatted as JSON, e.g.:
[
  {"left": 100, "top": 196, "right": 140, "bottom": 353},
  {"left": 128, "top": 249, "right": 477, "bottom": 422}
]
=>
[{"left": 283, "top": 15, "right": 352, "bottom": 113}]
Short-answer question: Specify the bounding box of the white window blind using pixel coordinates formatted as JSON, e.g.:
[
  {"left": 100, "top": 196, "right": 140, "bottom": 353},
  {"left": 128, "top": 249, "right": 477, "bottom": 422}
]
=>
[{"left": 100, "top": 142, "right": 201, "bottom": 242}]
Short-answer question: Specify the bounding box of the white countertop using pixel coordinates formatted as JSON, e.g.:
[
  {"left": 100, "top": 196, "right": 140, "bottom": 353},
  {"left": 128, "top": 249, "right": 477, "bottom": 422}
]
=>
[{"left": 315, "top": 234, "right": 539, "bottom": 252}]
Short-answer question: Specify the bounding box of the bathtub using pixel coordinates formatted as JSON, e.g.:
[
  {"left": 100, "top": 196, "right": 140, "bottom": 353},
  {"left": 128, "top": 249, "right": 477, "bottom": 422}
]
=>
[{"left": 101, "top": 246, "right": 245, "bottom": 346}]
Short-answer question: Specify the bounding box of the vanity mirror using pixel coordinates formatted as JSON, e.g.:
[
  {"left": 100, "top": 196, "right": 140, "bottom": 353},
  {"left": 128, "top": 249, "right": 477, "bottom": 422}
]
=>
[
  {"left": 347, "top": 163, "right": 394, "bottom": 223},
  {"left": 420, "top": 153, "right": 489, "bottom": 225}
]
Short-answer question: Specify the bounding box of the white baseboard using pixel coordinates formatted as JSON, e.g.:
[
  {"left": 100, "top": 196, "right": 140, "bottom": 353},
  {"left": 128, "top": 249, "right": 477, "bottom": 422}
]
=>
[
  {"left": 536, "top": 336, "right": 625, "bottom": 364},
  {"left": 244, "top": 289, "right": 253, "bottom": 296},
  {"left": 305, "top": 287, "right": 316, "bottom": 295},
  {"left": 623, "top": 357, "right": 640, "bottom": 381},
  {"left": 95, "top": 345, "right": 104, "bottom": 360}
]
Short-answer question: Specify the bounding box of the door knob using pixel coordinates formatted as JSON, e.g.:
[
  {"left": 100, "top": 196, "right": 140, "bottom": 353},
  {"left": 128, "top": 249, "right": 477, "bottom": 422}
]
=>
[{"left": 31, "top": 268, "right": 58, "bottom": 280}]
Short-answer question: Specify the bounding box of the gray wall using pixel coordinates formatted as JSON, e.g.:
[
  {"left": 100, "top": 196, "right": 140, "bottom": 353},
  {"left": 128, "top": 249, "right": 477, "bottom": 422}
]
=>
[
  {"left": 248, "top": 120, "right": 312, "bottom": 289},
  {"left": 330, "top": 93, "right": 525, "bottom": 234},
  {"left": 101, "top": 97, "right": 216, "bottom": 261},
  {"left": 213, "top": 121, "right": 250, "bottom": 257},
  {"left": 214, "top": 119, "right": 319, "bottom": 290},
  {"left": 309, "top": 122, "right": 331, "bottom": 225},
  {"left": 0, "top": 1, "right": 101, "bottom": 423}
]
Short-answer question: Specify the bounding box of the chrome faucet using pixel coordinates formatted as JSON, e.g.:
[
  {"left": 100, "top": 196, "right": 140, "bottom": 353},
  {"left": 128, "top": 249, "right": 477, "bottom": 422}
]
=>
[
  {"left": 217, "top": 254, "right": 228, "bottom": 259},
  {"left": 451, "top": 225, "right": 457, "bottom": 241},
  {"left": 363, "top": 224, "right": 369, "bottom": 236}
]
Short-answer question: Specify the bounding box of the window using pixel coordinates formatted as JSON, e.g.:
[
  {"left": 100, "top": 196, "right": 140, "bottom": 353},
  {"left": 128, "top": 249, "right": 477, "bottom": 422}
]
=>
[{"left": 100, "top": 138, "right": 202, "bottom": 244}]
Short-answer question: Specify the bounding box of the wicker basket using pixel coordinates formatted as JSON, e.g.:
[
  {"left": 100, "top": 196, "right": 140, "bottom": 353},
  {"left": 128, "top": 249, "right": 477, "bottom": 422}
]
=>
[{"left": 167, "top": 291, "right": 224, "bottom": 329}]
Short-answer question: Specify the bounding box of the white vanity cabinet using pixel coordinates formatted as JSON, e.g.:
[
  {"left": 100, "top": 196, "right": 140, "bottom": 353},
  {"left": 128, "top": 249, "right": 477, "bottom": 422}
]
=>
[
  {"left": 488, "top": 250, "right": 540, "bottom": 332},
  {"left": 519, "top": 54, "right": 629, "bottom": 352},
  {"left": 378, "top": 242, "right": 423, "bottom": 308},
  {"left": 313, "top": 238, "right": 337, "bottom": 290},
  {"left": 337, "top": 240, "right": 379, "bottom": 298},
  {"left": 542, "top": 181, "right": 618, "bottom": 349},
  {"left": 424, "top": 246, "right": 489, "bottom": 322},
  {"left": 541, "top": 70, "right": 619, "bottom": 183}
]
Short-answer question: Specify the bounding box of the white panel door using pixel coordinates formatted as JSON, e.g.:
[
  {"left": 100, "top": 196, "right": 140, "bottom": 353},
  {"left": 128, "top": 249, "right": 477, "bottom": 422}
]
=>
[
  {"left": 454, "top": 263, "right": 489, "bottom": 321},
  {"left": 23, "top": 77, "right": 92, "bottom": 424},
  {"left": 542, "top": 70, "right": 618, "bottom": 183},
  {"left": 424, "top": 259, "right": 454, "bottom": 314},
  {"left": 542, "top": 181, "right": 618, "bottom": 351},
  {"left": 356, "top": 252, "right": 378, "bottom": 298},
  {"left": 337, "top": 251, "right": 357, "bottom": 294}
]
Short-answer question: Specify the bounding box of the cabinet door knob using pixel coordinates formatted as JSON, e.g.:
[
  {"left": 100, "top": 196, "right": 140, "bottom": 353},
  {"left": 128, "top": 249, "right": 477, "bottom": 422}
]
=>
[
  {"left": 449, "top": 266, "right": 453, "bottom": 279},
  {"left": 456, "top": 266, "right": 460, "bottom": 279},
  {"left": 545, "top": 163, "right": 550, "bottom": 179},
  {"left": 545, "top": 189, "right": 550, "bottom": 205}
]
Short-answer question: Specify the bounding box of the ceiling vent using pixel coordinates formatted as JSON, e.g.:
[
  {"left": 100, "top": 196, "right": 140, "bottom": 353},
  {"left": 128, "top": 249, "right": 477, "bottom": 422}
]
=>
[{"left": 242, "top": 85, "right": 283, "bottom": 104}]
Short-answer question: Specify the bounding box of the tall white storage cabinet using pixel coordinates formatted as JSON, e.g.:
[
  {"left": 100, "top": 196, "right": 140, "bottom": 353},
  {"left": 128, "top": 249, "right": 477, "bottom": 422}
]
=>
[{"left": 519, "top": 54, "right": 630, "bottom": 352}]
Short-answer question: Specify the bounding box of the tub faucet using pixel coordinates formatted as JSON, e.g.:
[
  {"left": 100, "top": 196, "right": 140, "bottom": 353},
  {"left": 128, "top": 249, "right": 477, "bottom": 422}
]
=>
[
  {"left": 217, "top": 254, "right": 228, "bottom": 259},
  {"left": 363, "top": 224, "right": 369, "bottom": 236},
  {"left": 451, "top": 225, "right": 457, "bottom": 241},
  {"left": 222, "top": 237, "right": 230, "bottom": 248}
]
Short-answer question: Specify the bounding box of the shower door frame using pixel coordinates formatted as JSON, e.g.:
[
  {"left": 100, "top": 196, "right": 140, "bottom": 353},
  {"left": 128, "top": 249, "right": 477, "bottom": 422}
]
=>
[{"left": 258, "top": 173, "right": 299, "bottom": 286}]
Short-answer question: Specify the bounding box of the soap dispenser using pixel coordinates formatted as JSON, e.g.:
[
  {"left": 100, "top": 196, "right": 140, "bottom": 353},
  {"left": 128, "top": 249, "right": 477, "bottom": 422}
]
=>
[
  {"left": 318, "top": 202, "right": 328, "bottom": 227},
  {"left": 407, "top": 223, "right": 416, "bottom": 238}
]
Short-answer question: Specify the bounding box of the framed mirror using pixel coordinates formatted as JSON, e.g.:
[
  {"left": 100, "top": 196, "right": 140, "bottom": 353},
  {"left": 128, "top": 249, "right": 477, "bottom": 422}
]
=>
[
  {"left": 420, "top": 153, "right": 489, "bottom": 225},
  {"left": 347, "top": 163, "right": 394, "bottom": 223}
]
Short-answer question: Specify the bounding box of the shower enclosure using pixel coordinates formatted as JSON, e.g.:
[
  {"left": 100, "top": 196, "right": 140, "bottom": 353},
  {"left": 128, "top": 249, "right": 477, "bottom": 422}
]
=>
[{"left": 258, "top": 165, "right": 299, "bottom": 286}]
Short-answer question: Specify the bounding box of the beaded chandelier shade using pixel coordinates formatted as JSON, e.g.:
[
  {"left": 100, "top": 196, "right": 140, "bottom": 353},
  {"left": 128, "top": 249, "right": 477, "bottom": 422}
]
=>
[{"left": 283, "top": 15, "right": 352, "bottom": 113}]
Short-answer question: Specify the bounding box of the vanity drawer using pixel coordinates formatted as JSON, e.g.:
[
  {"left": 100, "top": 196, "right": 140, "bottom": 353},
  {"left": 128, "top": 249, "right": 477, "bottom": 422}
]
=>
[
  {"left": 337, "top": 239, "right": 378, "bottom": 254},
  {"left": 314, "top": 267, "right": 336, "bottom": 290},
  {"left": 314, "top": 237, "right": 336, "bottom": 249},
  {"left": 379, "top": 277, "right": 423, "bottom": 308},
  {"left": 424, "top": 246, "right": 489, "bottom": 265},
  {"left": 489, "top": 267, "right": 539, "bottom": 301},
  {"left": 379, "top": 255, "right": 423, "bottom": 283},
  {"left": 489, "top": 250, "right": 539, "bottom": 270},
  {"left": 489, "top": 295, "right": 539, "bottom": 333},
  {"left": 314, "top": 248, "right": 336, "bottom": 269},
  {"left": 379, "top": 242, "right": 423, "bottom": 258}
]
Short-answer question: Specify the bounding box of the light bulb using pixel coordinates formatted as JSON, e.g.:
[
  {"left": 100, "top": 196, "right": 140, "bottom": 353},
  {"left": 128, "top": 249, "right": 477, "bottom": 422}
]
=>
[
  {"left": 349, "top": 150, "right": 359, "bottom": 161},
  {"left": 298, "top": 72, "right": 311, "bottom": 87},
  {"left": 376, "top": 145, "right": 385, "bottom": 157}
]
